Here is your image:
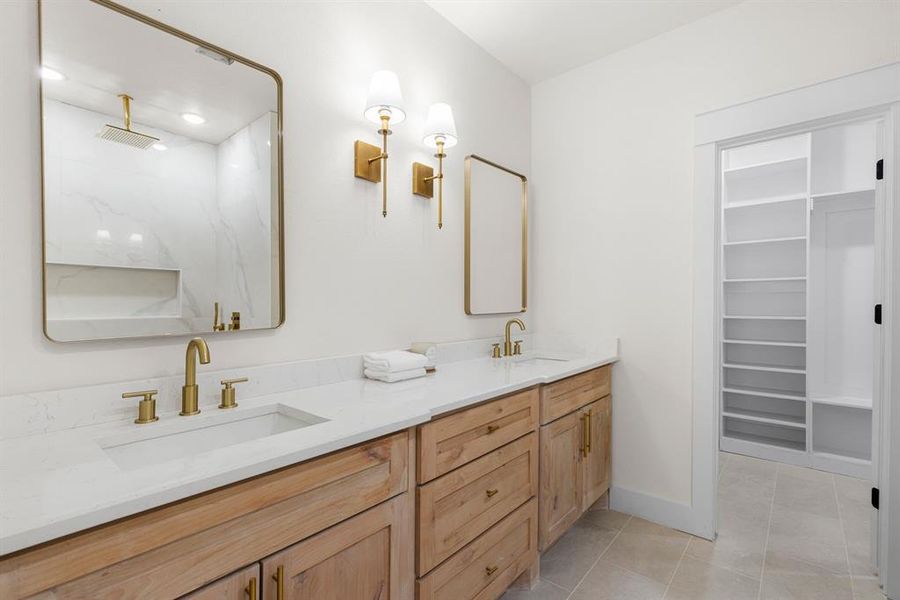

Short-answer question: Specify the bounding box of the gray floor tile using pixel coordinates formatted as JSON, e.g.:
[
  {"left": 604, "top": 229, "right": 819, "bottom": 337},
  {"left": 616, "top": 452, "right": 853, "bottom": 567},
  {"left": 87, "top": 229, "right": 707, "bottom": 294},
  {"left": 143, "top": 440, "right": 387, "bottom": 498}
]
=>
[
  {"left": 539, "top": 515, "right": 620, "bottom": 590},
  {"left": 761, "top": 571, "right": 853, "bottom": 600},
  {"left": 852, "top": 576, "right": 887, "bottom": 600},
  {"left": 569, "top": 559, "right": 666, "bottom": 600},
  {"left": 601, "top": 517, "right": 691, "bottom": 584},
  {"left": 665, "top": 555, "right": 760, "bottom": 600},
  {"left": 500, "top": 578, "right": 570, "bottom": 600}
]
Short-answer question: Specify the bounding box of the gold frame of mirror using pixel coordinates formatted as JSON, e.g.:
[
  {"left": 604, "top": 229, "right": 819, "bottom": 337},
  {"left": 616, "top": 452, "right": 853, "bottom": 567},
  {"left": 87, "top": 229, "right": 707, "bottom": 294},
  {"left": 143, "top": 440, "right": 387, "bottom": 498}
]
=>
[
  {"left": 38, "top": 0, "right": 285, "bottom": 342},
  {"left": 464, "top": 155, "right": 528, "bottom": 315}
]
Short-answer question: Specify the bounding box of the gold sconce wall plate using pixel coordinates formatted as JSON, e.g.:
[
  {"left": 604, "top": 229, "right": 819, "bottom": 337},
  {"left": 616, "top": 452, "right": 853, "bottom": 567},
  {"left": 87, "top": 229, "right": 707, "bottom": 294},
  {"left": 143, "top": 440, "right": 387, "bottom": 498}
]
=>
[
  {"left": 354, "top": 140, "right": 383, "bottom": 182},
  {"left": 412, "top": 162, "right": 434, "bottom": 198}
]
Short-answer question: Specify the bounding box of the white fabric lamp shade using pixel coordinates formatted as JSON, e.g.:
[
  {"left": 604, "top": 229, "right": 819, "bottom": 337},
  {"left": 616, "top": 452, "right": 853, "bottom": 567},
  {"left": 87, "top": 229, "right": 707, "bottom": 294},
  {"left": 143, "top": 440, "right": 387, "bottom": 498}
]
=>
[
  {"left": 364, "top": 70, "right": 405, "bottom": 125},
  {"left": 423, "top": 102, "right": 458, "bottom": 148}
]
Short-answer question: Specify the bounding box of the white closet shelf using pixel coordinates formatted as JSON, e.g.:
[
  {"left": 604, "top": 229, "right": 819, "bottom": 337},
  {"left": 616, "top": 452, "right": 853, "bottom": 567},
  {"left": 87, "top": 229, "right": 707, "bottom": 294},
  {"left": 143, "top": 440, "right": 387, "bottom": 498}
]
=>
[
  {"left": 722, "top": 385, "right": 806, "bottom": 402},
  {"left": 723, "top": 362, "right": 806, "bottom": 374},
  {"left": 723, "top": 277, "right": 806, "bottom": 284},
  {"left": 723, "top": 236, "right": 806, "bottom": 247},
  {"left": 809, "top": 396, "right": 872, "bottom": 410},
  {"left": 722, "top": 409, "right": 806, "bottom": 428},
  {"left": 722, "top": 430, "right": 806, "bottom": 452},
  {"left": 723, "top": 339, "right": 806, "bottom": 348},
  {"left": 723, "top": 156, "right": 808, "bottom": 175},
  {"left": 723, "top": 315, "right": 805, "bottom": 320},
  {"left": 811, "top": 451, "right": 871, "bottom": 465},
  {"left": 723, "top": 194, "right": 807, "bottom": 210},
  {"left": 811, "top": 188, "right": 876, "bottom": 200}
]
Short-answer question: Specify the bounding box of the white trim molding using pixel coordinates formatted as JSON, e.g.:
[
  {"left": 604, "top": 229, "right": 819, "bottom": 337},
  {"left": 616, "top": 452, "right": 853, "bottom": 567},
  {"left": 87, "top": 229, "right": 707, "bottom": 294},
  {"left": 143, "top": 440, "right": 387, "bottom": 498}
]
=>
[{"left": 691, "top": 64, "right": 900, "bottom": 592}]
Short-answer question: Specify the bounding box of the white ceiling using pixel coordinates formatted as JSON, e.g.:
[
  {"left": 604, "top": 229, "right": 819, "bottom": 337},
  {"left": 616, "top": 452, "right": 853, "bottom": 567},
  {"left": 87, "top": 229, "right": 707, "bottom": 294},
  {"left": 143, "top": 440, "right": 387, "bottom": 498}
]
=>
[
  {"left": 425, "top": 0, "right": 741, "bottom": 84},
  {"left": 40, "top": 0, "right": 277, "bottom": 145}
]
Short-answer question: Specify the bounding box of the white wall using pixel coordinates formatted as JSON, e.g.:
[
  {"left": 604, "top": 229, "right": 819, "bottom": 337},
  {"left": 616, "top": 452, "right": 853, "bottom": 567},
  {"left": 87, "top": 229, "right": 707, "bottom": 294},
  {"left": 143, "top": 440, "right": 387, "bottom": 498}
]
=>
[
  {"left": 0, "top": 1, "right": 529, "bottom": 395},
  {"left": 531, "top": 0, "right": 900, "bottom": 505}
]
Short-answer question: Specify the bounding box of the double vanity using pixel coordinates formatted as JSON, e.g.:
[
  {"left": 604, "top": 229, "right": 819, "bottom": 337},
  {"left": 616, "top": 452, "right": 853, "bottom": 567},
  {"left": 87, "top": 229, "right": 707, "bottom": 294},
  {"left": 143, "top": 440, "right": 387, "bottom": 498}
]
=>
[{"left": 0, "top": 342, "right": 616, "bottom": 599}]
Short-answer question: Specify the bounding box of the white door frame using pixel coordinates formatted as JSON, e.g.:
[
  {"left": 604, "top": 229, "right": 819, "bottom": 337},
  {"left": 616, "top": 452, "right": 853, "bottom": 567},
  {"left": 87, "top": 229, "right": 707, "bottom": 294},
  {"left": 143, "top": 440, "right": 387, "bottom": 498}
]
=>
[{"left": 691, "top": 63, "right": 900, "bottom": 597}]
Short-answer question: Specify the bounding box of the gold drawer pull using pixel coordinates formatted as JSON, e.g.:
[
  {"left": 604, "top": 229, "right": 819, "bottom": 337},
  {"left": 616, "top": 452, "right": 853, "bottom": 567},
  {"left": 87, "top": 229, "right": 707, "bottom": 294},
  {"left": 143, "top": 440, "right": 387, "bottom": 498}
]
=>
[
  {"left": 485, "top": 565, "right": 499, "bottom": 576},
  {"left": 486, "top": 488, "right": 499, "bottom": 498},
  {"left": 487, "top": 424, "right": 500, "bottom": 434},
  {"left": 273, "top": 565, "right": 284, "bottom": 600},
  {"left": 245, "top": 576, "right": 257, "bottom": 599}
]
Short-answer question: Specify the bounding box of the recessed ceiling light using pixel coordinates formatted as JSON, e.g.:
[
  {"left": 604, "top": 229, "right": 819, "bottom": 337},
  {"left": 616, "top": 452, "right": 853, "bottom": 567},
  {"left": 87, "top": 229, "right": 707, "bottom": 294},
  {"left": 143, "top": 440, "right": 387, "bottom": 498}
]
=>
[
  {"left": 40, "top": 66, "right": 65, "bottom": 81},
  {"left": 181, "top": 113, "right": 205, "bottom": 125},
  {"left": 96, "top": 229, "right": 111, "bottom": 240},
  {"left": 152, "top": 143, "right": 167, "bottom": 151},
  {"left": 129, "top": 233, "right": 143, "bottom": 244}
]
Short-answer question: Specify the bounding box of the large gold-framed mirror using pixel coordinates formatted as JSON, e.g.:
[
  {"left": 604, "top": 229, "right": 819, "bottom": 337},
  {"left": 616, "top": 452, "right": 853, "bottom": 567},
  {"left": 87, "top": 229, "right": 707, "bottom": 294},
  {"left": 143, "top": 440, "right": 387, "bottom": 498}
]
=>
[
  {"left": 464, "top": 155, "right": 528, "bottom": 315},
  {"left": 39, "top": 0, "right": 283, "bottom": 342}
]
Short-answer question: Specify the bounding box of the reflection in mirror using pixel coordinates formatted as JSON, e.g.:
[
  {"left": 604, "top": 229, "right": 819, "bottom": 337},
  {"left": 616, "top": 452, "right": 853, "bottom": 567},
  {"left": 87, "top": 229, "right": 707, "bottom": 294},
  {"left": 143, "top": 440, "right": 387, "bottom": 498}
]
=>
[
  {"left": 40, "top": 0, "right": 282, "bottom": 341},
  {"left": 465, "top": 155, "right": 528, "bottom": 315}
]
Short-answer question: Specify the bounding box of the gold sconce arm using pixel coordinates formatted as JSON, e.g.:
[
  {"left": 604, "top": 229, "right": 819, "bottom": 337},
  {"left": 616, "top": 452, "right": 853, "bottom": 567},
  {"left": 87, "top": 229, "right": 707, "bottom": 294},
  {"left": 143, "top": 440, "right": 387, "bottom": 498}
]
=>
[
  {"left": 354, "top": 113, "right": 393, "bottom": 217},
  {"left": 412, "top": 139, "right": 447, "bottom": 229}
]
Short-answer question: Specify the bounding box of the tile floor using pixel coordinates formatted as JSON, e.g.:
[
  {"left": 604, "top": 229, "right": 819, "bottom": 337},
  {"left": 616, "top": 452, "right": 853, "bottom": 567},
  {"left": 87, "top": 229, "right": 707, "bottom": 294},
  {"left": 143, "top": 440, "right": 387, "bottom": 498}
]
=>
[{"left": 502, "top": 451, "right": 886, "bottom": 600}]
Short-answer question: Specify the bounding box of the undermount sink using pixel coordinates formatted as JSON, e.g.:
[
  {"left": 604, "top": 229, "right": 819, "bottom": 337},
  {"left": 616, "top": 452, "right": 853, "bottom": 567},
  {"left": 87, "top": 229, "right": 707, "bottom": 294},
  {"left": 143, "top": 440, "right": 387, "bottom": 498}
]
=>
[
  {"left": 508, "top": 355, "right": 571, "bottom": 366},
  {"left": 98, "top": 404, "right": 328, "bottom": 470}
]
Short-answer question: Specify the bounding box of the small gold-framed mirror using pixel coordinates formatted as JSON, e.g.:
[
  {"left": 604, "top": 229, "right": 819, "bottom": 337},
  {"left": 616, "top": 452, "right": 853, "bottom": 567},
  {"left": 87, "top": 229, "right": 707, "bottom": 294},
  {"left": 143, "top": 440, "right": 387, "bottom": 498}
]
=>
[
  {"left": 464, "top": 155, "right": 528, "bottom": 315},
  {"left": 39, "top": 0, "right": 283, "bottom": 341}
]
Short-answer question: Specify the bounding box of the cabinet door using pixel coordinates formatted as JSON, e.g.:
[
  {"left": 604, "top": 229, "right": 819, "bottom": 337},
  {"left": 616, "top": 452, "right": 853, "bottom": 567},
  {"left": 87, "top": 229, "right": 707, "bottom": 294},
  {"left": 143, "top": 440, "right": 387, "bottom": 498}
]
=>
[
  {"left": 538, "top": 409, "right": 584, "bottom": 550},
  {"left": 182, "top": 564, "right": 260, "bottom": 599},
  {"left": 261, "top": 493, "right": 413, "bottom": 600},
  {"left": 582, "top": 396, "right": 611, "bottom": 511}
]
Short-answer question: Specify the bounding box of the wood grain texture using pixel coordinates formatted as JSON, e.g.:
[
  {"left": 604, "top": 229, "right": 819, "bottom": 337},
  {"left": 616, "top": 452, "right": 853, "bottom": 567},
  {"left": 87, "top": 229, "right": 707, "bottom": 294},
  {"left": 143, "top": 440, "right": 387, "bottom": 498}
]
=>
[
  {"left": 417, "top": 388, "right": 539, "bottom": 484},
  {"left": 416, "top": 498, "right": 538, "bottom": 600},
  {"left": 181, "top": 564, "right": 260, "bottom": 600},
  {"left": 260, "top": 493, "right": 413, "bottom": 600},
  {"left": 539, "top": 366, "right": 610, "bottom": 425},
  {"left": 582, "top": 396, "right": 612, "bottom": 511},
  {"left": 538, "top": 410, "right": 584, "bottom": 551},
  {"left": 0, "top": 431, "right": 409, "bottom": 599},
  {"left": 417, "top": 432, "right": 538, "bottom": 575}
]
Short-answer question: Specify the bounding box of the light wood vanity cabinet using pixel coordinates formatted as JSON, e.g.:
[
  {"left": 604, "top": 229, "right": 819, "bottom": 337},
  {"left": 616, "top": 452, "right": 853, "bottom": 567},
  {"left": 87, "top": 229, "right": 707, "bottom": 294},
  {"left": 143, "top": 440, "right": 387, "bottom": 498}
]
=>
[
  {"left": 261, "top": 493, "right": 412, "bottom": 600},
  {"left": 0, "top": 431, "right": 413, "bottom": 600},
  {"left": 0, "top": 364, "right": 613, "bottom": 600},
  {"left": 415, "top": 388, "right": 540, "bottom": 600},
  {"left": 538, "top": 366, "right": 612, "bottom": 550}
]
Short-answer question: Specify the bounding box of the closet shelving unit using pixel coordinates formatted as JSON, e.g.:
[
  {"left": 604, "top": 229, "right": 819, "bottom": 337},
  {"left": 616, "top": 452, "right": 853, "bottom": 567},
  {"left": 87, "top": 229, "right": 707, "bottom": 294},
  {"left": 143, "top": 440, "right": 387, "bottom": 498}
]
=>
[{"left": 719, "top": 122, "right": 878, "bottom": 478}]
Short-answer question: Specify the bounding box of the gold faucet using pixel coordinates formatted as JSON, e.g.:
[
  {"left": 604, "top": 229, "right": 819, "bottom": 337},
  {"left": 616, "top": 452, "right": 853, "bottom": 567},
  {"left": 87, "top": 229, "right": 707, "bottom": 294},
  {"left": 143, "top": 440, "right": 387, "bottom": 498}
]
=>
[
  {"left": 181, "top": 337, "right": 211, "bottom": 416},
  {"left": 503, "top": 318, "right": 525, "bottom": 357}
]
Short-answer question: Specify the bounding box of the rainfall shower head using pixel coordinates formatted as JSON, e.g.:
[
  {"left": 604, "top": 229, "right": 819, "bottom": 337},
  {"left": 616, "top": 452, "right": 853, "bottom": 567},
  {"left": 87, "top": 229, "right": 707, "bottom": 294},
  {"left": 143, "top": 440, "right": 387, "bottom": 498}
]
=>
[{"left": 98, "top": 94, "right": 159, "bottom": 149}]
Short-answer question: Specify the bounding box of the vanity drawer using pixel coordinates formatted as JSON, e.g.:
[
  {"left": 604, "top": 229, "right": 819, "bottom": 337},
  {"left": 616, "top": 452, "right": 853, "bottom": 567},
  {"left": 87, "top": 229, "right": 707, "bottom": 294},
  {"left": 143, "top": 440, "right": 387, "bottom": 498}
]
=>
[
  {"left": 416, "top": 498, "right": 538, "bottom": 600},
  {"left": 0, "top": 431, "right": 410, "bottom": 600},
  {"left": 418, "top": 433, "right": 538, "bottom": 575},
  {"left": 540, "top": 366, "right": 610, "bottom": 425},
  {"left": 417, "top": 388, "right": 539, "bottom": 484}
]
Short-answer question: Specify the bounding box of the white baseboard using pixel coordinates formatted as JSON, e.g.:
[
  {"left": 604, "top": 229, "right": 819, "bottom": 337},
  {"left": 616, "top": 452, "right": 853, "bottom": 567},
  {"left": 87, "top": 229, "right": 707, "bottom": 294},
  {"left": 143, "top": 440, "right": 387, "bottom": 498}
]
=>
[{"left": 610, "top": 485, "right": 713, "bottom": 540}]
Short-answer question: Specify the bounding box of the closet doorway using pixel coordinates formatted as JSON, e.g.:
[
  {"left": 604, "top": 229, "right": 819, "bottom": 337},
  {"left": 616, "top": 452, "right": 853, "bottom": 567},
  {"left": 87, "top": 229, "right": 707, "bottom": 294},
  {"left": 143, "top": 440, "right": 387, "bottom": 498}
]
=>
[{"left": 691, "top": 63, "right": 899, "bottom": 598}]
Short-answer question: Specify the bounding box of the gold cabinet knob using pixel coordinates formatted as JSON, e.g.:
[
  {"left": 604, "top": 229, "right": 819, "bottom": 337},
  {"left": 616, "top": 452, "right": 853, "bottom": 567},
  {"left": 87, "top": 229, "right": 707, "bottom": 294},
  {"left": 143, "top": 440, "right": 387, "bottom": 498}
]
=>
[
  {"left": 122, "top": 389, "right": 159, "bottom": 424},
  {"left": 219, "top": 377, "right": 248, "bottom": 409},
  {"left": 485, "top": 565, "right": 499, "bottom": 576},
  {"left": 486, "top": 424, "right": 500, "bottom": 434},
  {"left": 485, "top": 488, "right": 499, "bottom": 498}
]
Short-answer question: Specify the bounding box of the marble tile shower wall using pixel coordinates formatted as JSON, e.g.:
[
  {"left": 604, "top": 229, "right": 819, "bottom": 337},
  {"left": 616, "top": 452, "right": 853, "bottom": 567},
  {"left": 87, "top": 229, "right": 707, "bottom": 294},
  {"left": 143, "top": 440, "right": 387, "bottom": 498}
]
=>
[{"left": 42, "top": 100, "right": 274, "bottom": 336}]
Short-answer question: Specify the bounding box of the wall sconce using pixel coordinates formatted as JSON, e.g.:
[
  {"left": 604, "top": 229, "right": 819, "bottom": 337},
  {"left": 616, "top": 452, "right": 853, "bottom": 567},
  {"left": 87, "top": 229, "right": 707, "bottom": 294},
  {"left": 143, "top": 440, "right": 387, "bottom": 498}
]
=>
[
  {"left": 412, "top": 103, "right": 457, "bottom": 229},
  {"left": 354, "top": 70, "right": 405, "bottom": 217}
]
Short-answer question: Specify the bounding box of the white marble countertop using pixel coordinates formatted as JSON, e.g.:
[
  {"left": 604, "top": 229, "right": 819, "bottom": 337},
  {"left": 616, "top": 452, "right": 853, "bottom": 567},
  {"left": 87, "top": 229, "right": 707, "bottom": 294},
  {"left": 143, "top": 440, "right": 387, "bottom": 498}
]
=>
[{"left": 0, "top": 351, "right": 616, "bottom": 555}]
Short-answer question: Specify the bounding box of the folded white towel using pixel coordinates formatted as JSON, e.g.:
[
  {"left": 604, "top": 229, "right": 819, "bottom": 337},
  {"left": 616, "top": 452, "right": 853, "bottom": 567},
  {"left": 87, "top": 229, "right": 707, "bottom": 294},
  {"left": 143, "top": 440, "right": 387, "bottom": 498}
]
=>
[
  {"left": 409, "top": 342, "right": 437, "bottom": 369},
  {"left": 364, "top": 367, "right": 427, "bottom": 383},
  {"left": 363, "top": 350, "right": 428, "bottom": 373}
]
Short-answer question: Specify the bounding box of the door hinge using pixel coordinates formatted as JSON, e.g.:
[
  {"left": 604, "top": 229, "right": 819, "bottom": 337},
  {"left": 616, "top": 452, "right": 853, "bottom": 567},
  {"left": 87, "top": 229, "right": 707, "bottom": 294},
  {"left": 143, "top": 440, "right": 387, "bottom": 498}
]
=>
[
  {"left": 876, "top": 159, "right": 883, "bottom": 181},
  {"left": 875, "top": 304, "right": 882, "bottom": 325},
  {"left": 872, "top": 487, "right": 880, "bottom": 510}
]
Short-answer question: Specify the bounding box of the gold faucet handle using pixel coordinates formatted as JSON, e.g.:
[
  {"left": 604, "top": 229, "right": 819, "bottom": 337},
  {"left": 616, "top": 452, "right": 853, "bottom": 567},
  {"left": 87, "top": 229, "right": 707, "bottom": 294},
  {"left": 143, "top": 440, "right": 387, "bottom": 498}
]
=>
[
  {"left": 491, "top": 343, "right": 502, "bottom": 359},
  {"left": 122, "top": 389, "right": 159, "bottom": 424},
  {"left": 513, "top": 340, "right": 523, "bottom": 355},
  {"left": 219, "top": 377, "right": 248, "bottom": 409}
]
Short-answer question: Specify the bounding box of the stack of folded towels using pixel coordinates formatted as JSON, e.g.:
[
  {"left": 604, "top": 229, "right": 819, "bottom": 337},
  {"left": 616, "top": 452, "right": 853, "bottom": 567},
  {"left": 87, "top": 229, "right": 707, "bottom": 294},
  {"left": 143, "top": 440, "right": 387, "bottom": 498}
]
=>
[{"left": 363, "top": 349, "right": 432, "bottom": 383}]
